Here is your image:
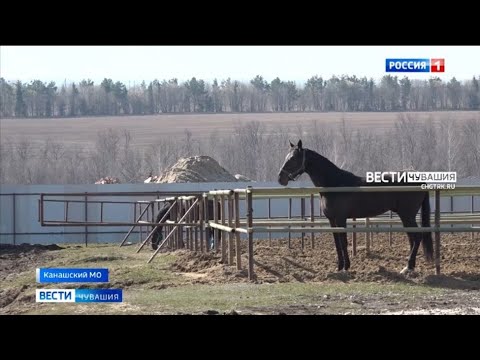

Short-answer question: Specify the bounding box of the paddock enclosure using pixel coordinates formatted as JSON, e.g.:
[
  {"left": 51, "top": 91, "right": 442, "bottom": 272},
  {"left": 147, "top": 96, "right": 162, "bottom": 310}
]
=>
[{"left": 3, "top": 181, "right": 478, "bottom": 281}]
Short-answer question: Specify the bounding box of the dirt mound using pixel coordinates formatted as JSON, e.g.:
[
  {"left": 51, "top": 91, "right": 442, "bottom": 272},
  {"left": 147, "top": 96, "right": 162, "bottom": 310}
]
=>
[
  {"left": 169, "top": 233, "right": 480, "bottom": 287},
  {"left": 154, "top": 156, "right": 237, "bottom": 183},
  {"left": 0, "top": 243, "right": 64, "bottom": 253},
  {"left": 0, "top": 244, "right": 64, "bottom": 283}
]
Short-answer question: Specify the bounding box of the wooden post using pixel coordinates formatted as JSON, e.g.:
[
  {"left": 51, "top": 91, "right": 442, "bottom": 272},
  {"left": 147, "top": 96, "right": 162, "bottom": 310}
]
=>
[
  {"left": 365, "top": 218, "right": 370, "bottom": 255},
  {"left": 300, "top": 197, "right": 305, "bottom": 250},
  {"left": 133, "top": 202, "right": 136, "bottom": 226},
  {"left": 12, "top": 193, "right": 16, "bottom": 245},
  {"left": 185, "top": 199, "right": 190, "bottom": 250},
  {"left": 39, "top": 194, "right": 44, "bottom": 226},
  {"left": 139, "top": 204, "right": 143, "bottom": 244},
  {"left": 288, "top": 197, "right": 292, "bottom": 248},
  {"left": 352, "top": 217, "right": 357, "bottom": 256},
  {"left": 220, "top": 194, "right": 226, "bottom": 263},
  {"left": 228, "top": 194, "right": 234, "bottom": 265},
  {"left": 435, "top": 190, "right": 441, "bottom": 275},
  {"left": 204, "top": 196, "right": 210, "bottom": 252},
  {"left": 199, "top": 196, "right": 204, "bottom": 252},
  {"left": 151, "top": 201, "right": 154, "bottom": 234},
  {"left": 246, "top": 188, "right": 254, "bottom": 281},
  {"left": 84, "top": 193, "right": 88, "bottom": 247},
  {"left": 234, "top": 192, "right": 242, "bottom": 270},
  {"left": 189, "top": 199, "right": 194, "bottom": 249},
  {"left": 178, "top": 199, "right": 184, "bottom": 249},
  {"left": 268, "top": 198, "right": 272, "bottom": 246},
  {"left": 451, "top": 196, "right": 454, "bottom": 235},
  {"left": 472, "top": 196, "right": 475, "bottom": 240},
  {"left": 389, "top": 210, "right": 393, "bottom": 246},
  {"left": 64, "top": 200, "right": 68, "bottom": 222},
  {"left": 213, "top": 195, "right": 219, "bottom": 253},
  {"left": 319, "top": 195, "right": 323, "bottom": 244},
  {"left": 310, "top": 194, "right": 315, "bottom": 248},
  {"left": 194, "top": 198, "right": 199, "bottom": 251}
]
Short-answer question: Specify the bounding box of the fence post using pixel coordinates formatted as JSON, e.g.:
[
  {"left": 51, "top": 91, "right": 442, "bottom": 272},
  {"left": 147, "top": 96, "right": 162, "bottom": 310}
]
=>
[
  {"left": 228, "top": 193, "right": 234, "bottom": 265},
  {"left": 13, "top": 193, "right": 16, "bottom": 245},
  {"left": 310, "top": 194, "right": 315, "bottom": 248},
  {"left": 472, "top": 196, "right": 475, "bottom": 240},
  {"left": 352, "top": 217, "right": 357, "bottom": 256},
  {"left": 301, "top": 197, "right": 305, "bottom": 250},
  {"left": 268, "top": 198, "right": 272, "bottom": 246},
  {"left": 288, "top": 197, "right": 292, "bottom": 248},
  {"left": 220, "top": 194, "right": 226, "bottom": 263},
  {"left": 204, "top": 195, "right": 209, "bottom": 252},
  {"left": 234, "top": 192, "right": 242, "bottom": 270},
  {"left": 84, "top": 193, "right": 88, "bottom": 247},
  {"left": 246, "top": 187, "right": 254, "bottom": 281},
  {"left": 435, "top": 190, "right": 441, "bottom": 275},
  {"left": 213, "top": 194, "right": 219, "bottom": 253},
  {"left": 199, "top": 196, "right": 204, "bottom": 252},
  {"left": 365, "top": 218, "right": 370, "bottom": 255},
  {"left": 389, "top": 210, "right": 393, "bottom": 246}
]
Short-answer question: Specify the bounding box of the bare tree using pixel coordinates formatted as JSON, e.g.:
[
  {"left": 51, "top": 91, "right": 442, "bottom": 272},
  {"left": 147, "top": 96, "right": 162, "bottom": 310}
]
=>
[
  {"left": 461, "top": 117, "right": 480, "bottom": 177},
  {"left": 437, "top": 116, "right": 461, "bottom": 172}
]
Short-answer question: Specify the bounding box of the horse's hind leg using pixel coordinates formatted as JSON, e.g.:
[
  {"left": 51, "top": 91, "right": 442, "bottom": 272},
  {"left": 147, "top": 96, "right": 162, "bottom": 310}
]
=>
[
  {"left": 336, "top": 218, "right": 350, "bottom": 271},
  {"left": 398, "top": 215, "right": 421, "bottom": 273},
  {"left": 328, "top": 218, "right": 345, "bottom": 271}
]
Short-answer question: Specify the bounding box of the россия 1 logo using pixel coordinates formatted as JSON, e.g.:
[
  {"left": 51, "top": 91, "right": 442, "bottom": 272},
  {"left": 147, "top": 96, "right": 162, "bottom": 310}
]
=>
[{"left": 386, "top": 58, "right": 445, "bottom": 73}]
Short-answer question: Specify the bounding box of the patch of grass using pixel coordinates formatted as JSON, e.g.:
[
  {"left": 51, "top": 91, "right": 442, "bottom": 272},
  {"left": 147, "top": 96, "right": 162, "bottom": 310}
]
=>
[
  {"left": 26, "top": 281, "right": 445, "bottom": 315},
  {"left": 1, "top": 244, "right": 456, "bottom": 315},
  {"left": 127, "top": 282, "right": 443, "bottom": 314},
  {"left": 0, "top": 244, "right": 186, "bottom": 314}
]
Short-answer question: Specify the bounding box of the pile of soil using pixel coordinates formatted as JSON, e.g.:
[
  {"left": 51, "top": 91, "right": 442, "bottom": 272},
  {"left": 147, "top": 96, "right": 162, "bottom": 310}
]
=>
[
  {"left": 0, "top": 244, "right": 64, "bottom": 282},
  {"left": 154, "top": 156, "right": 238, "bottom": 183}
]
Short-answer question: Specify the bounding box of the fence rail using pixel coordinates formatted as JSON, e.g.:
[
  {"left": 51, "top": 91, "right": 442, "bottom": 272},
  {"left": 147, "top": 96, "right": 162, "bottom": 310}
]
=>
[{"left": 207, "top": 186, "right": 480, "bottom": 280}]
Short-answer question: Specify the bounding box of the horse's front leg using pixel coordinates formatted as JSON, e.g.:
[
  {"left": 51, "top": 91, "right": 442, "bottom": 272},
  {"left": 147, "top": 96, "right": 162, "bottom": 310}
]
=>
[{"left": 336, "top": 218, "right": 350, "bottom": 271}]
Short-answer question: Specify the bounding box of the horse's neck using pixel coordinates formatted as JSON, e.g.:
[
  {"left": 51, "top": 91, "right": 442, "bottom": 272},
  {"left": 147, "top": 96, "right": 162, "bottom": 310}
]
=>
[{"left": 306, "top": 150, "right": 361, "bottom": 187}]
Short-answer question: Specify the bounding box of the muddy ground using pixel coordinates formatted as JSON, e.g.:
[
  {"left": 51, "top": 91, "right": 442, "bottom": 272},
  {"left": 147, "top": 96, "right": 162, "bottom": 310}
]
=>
[
  {"left": 171, "top": 233, "right": 480, "bottom": 286},
  {"left": 1, "top": 233, "right": 479, "bottom": 315}
]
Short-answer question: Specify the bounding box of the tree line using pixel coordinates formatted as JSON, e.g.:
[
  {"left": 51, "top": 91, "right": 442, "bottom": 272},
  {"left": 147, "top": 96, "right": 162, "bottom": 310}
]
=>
[
  {"left": 1, "top": 114, "right": 479, "bottom": 185},
  {"left": 1, "top": 75, "right": 480, "bottom": 118}
]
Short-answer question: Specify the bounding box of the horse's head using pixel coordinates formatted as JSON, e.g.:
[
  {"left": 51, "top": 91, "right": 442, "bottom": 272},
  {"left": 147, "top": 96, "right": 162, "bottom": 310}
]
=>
[{"left": 278, "top": 140, "right": 306, "bottom": 186}]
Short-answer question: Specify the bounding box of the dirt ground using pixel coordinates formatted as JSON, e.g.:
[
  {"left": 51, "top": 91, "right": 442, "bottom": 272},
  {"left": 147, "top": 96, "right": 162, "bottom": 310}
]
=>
[
  {"left": 1, "top": 233, "right": 479, "bottom": 315},
  {"left": 0, "top": 244, "right": 64, "bottom": 309},
  {"left": 169, "top": 233, "right": 480, "bottom": 284},
  {"left": 167, "top": 232, "right": 480, "bottom": 314}
]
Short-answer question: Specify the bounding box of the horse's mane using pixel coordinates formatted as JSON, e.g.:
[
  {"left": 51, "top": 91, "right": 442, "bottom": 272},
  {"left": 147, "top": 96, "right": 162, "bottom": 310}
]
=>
[{"left": 306, "top": 148, "right": 364, "bottom": 186}]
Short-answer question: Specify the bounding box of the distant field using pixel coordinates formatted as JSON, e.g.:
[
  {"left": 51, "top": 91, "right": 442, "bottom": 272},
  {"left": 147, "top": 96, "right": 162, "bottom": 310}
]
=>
[{"left": 2, "top": 111, "right": 479, "bottom": 150}]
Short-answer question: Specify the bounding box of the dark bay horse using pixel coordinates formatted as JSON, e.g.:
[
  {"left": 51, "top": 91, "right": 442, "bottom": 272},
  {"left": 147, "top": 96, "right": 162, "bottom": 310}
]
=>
[
  {"left": 151, "top": 200, "right": 220, "bottom": 250},
  {"left": 278, "top": 140, "right": 433, "bottom": 273}
]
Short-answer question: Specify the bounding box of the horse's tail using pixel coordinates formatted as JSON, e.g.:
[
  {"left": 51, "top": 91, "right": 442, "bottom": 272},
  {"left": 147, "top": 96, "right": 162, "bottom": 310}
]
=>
[{"left": 421, "top": 192, "right": 434, "bottom": 262}]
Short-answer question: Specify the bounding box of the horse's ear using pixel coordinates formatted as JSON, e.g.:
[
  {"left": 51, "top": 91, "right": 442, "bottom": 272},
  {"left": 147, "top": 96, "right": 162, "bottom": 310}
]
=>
[
  {"left": 297, "top": 140, "right": 303, "bottom": 149},
  {"left": 289, "top": 140, "right": 295, "bottom": 148}
]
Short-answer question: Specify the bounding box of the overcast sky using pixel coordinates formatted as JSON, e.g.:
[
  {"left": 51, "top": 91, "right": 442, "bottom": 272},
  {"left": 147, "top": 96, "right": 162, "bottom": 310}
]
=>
[{"left": 1, "top": 46, "right": 479, "bottom": 85}]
